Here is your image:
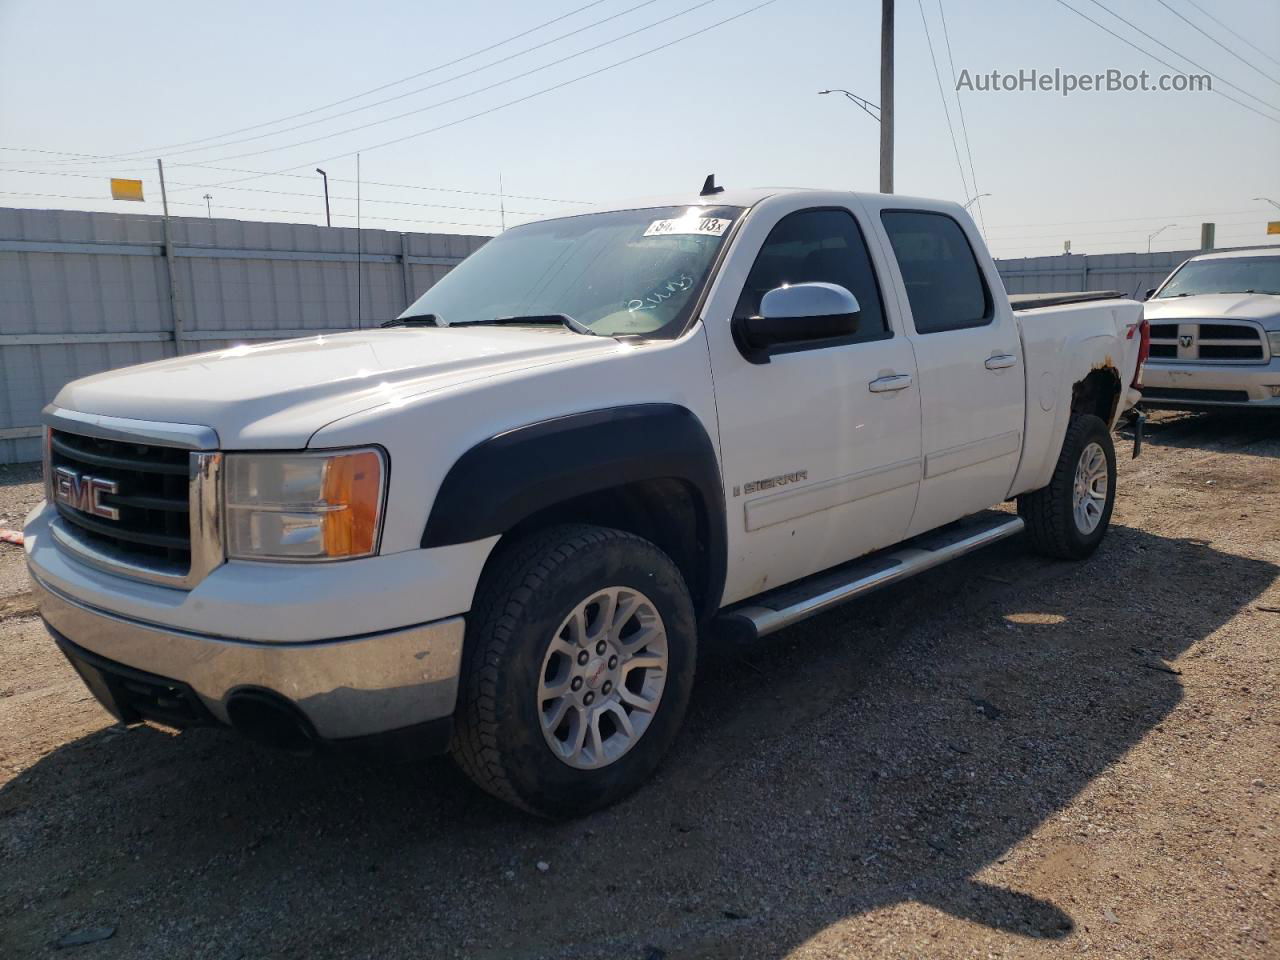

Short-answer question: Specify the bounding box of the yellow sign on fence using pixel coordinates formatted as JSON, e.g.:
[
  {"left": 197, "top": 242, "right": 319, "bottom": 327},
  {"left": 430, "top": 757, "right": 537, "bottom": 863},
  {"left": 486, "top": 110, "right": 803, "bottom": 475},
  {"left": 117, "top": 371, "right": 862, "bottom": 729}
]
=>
[
  {"left": 110, "top": 178, "right": 144, "bottom": 202},
  {"left": 1268, "top": 221, "right": 1280, "bottom": 235}
]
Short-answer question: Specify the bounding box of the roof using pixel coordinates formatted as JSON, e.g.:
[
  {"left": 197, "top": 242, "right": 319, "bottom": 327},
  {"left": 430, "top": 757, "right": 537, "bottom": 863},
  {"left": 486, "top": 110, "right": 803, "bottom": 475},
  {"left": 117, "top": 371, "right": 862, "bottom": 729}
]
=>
[
  {"left": 536, "top": 185, "right": 957, "bottom": 221},
  {"left": 1185, "top": 246, "right": 1280, "bottom": 261}
]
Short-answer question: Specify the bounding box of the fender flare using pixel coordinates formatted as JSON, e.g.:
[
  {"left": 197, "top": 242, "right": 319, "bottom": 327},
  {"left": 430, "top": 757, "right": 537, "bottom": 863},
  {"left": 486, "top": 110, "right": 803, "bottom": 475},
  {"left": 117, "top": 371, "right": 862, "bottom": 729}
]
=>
[{"left": 421, "top": 404, "right": 727, "bottom": 616}]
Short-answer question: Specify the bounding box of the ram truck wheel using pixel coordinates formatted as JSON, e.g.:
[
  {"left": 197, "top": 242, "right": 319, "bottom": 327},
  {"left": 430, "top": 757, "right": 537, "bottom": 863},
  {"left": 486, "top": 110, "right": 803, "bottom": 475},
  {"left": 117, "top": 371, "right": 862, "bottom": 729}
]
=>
[
  {"left": 451, "top": 524, "right": 697, "bottom": 817},
  {"left": 1018, "top": 413, "right": 1118, "bottom": 560}
]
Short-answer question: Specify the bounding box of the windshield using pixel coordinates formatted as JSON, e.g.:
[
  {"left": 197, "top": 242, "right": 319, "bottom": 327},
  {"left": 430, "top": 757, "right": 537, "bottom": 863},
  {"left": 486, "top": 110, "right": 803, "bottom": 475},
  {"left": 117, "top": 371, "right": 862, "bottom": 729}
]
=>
[
  {"left": 399, "top": 205, "right": 743, "bottom": 337},
  {"left": 1155, "top": 255, "right": 1280, "bottom": 297}
]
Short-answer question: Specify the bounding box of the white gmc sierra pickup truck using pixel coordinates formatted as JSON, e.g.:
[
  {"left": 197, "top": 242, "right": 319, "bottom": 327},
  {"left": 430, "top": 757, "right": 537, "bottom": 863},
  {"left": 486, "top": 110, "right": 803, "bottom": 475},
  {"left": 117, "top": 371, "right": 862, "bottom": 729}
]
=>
[{"left": 25, "top": 184, "right": 1148, "bottom": 816}]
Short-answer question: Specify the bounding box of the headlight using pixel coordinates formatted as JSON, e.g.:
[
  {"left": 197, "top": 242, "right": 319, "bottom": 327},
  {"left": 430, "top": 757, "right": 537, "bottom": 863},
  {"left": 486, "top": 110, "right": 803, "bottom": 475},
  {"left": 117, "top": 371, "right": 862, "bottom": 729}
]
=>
[
  {"left": 224, "top": 448, "right": 386, "bottom": 561},
  {"left": 1269, "top": 330, "right": 1280, "bottom": 358}
]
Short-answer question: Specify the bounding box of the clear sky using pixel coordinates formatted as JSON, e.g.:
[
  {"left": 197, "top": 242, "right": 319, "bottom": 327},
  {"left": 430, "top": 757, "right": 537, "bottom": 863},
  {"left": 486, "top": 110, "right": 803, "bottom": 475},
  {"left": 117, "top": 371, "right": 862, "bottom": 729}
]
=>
[{"left": 1, "top": 0, "right": 1278, "bottom": 258}]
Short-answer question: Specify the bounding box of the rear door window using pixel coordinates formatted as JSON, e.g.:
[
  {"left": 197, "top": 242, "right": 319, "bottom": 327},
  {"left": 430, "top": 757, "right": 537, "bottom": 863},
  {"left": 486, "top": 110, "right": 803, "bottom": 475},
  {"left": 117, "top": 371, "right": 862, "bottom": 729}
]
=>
[{"left": 880, "top": 210, "right": 992, "bottom": 334}]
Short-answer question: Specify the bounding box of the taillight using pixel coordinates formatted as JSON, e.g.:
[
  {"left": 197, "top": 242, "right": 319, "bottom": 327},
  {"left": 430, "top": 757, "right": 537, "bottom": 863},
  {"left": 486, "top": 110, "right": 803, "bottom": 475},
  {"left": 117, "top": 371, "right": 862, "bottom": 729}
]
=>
[{"left": 1127, "top": 318, "right": 1150, "bottom": 388}]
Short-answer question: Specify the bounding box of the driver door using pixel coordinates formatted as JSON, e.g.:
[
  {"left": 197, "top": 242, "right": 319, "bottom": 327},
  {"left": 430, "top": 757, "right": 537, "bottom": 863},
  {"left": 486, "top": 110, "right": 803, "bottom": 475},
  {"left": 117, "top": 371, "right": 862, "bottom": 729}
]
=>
[{"left": 703, "top": 201, "right": 923, "bottom": 605}]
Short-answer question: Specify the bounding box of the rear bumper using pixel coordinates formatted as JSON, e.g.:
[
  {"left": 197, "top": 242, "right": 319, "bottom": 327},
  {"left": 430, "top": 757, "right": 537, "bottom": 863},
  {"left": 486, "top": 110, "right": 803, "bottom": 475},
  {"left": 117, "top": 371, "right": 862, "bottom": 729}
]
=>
[
  {"left": 1141, "top": 358, "right": 1280, "bottom": 409},
  {"left": 34, "top": 572, "right": 465, "bottom": 743}
]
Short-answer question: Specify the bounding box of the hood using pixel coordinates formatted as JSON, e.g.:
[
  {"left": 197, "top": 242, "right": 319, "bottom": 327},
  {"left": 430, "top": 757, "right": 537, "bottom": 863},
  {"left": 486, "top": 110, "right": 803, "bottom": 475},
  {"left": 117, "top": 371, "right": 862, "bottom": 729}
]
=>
[
  {"left": 53, "top": 326, "right": 622, "bottom": 447},
  {"left": 1144, "top": 293, "right": 1280, "bottom": 325}
]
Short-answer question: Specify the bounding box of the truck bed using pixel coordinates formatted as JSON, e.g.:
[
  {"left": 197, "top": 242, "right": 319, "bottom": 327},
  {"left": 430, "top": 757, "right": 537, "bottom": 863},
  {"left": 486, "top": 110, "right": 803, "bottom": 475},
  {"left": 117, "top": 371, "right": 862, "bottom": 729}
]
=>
[{"left": 1009, "top": 291, "right": 1124, "bottom": 312}]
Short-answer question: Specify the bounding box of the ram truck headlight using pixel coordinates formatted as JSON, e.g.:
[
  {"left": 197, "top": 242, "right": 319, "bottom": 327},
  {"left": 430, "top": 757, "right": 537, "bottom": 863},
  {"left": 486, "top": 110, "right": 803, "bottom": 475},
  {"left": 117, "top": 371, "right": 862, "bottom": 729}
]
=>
[
  {"left": 224, "top": 448, "right": 386, "bottom": 561},
  {"left": 1268, "top": 330, "right": 1280, "bottom": 359}
]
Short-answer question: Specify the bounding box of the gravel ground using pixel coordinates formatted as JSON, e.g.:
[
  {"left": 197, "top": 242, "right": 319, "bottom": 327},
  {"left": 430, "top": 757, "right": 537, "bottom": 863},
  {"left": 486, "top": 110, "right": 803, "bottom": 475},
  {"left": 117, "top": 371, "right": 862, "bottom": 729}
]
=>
[{"left": 1, "top": 411, "right": 1277, "bottom": 959}]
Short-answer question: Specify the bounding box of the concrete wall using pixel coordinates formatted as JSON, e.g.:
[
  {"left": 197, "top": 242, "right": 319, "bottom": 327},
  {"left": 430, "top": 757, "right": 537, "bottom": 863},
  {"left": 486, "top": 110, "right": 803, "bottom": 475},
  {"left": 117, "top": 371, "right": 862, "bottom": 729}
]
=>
[
  {"left": 0, "top": 207, "right": 487, "bottom": 463},
  {"left": 995, "top": 247, "right": 1231, "bottom": 298}
]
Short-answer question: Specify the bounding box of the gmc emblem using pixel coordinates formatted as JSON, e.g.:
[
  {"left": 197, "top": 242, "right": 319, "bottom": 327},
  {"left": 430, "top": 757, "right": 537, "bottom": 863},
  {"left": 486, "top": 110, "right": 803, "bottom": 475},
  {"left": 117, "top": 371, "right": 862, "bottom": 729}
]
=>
[{"left": 53, "top": 467, "right": 120, "bottom": 520}]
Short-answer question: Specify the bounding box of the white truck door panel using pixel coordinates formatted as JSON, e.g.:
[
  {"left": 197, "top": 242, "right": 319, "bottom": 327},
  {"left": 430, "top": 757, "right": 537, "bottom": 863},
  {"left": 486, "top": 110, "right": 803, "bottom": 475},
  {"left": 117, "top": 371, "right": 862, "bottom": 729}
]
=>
[
  {"left": 871, "top": 206, "right": 1025, "bottom": 537},
  {"left": 702, "top": 199, "right": 923, "bottom": 605}
]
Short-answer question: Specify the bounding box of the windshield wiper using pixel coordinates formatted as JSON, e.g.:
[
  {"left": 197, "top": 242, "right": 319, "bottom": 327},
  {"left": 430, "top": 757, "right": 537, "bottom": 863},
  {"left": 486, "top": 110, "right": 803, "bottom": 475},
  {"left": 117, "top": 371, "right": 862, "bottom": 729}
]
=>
[
  {"left": 380, "top": 314, "right": 440, "bottom": 328},
  {"left": 448, "top": 314, "right": 600, "bottom": 336}
]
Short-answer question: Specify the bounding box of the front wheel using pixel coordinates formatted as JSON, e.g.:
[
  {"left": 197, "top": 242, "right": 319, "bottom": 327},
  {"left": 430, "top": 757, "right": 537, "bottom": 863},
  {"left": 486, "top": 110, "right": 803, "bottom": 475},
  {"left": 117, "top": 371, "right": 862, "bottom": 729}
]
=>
[
  {"left": 1018, "top": 413, "right": 1117, "bottom": 559},
  {"left": 451, "top": 524, "right": 697, "bottom": 817}
]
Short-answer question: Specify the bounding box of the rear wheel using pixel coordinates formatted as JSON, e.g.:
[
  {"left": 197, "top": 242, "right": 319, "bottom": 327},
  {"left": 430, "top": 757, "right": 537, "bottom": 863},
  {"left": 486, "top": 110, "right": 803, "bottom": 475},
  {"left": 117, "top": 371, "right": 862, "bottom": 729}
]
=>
[
  {"left": 451, "top": 524, "right": 696, "bottom": 817},
  {"left": 1018, "top": 413, "right": 1117, "bottom": 559}
]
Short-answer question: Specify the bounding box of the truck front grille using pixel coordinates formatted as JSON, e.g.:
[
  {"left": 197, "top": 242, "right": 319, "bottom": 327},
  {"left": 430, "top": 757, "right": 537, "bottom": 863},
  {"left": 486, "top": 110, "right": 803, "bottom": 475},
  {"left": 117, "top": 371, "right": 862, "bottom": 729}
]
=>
[
  {"left": 49, "top": 429, "right": 193, "bottom": 573},
  {"left": 1148, "top": 321, "right": 1266, "bottom": 363}
]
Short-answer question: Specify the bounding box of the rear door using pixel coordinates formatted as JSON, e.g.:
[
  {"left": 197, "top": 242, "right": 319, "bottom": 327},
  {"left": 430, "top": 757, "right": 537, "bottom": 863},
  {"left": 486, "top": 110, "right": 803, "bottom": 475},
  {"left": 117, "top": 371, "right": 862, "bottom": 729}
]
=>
[
  {"left": 702, "top": 197, "right": 923, "bottom": 605},
  {"left": 871, "top": 205, "right": 1025, "bottom": 537}
]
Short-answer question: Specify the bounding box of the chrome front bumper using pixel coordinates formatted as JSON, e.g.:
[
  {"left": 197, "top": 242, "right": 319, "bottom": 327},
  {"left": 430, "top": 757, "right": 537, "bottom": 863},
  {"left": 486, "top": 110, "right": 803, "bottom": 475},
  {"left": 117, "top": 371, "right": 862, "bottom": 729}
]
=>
[
  {"left": 34, "top": 573, "right": 465, "bottom": 740},
  {"left": 1142, "top": 358, "right": 1280, "bottom": 409}
]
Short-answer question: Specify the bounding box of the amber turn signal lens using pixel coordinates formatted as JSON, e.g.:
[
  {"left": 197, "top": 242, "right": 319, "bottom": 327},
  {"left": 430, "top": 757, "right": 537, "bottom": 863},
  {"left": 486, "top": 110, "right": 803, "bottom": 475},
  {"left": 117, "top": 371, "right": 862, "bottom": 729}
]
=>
[{"left": 321, "top": 450, "right": 384, "bottom": 558}]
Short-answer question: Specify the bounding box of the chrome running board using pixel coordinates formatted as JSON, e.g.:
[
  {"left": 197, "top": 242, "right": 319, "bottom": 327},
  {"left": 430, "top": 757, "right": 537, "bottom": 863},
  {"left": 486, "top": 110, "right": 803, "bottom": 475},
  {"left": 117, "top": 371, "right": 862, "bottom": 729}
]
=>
[{"left": 718, "top": 510, "right": 1025, "bottom": 641}]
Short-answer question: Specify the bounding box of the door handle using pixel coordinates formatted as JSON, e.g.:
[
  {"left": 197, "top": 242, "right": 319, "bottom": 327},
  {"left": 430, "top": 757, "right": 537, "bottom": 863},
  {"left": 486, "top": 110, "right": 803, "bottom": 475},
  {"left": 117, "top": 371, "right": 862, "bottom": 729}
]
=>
[
  {"left": 984, "top": 354, "right": 1018, "bottom": 370},
  {"left": 868, "top": 373, "right": 913, "bottom": 393}
]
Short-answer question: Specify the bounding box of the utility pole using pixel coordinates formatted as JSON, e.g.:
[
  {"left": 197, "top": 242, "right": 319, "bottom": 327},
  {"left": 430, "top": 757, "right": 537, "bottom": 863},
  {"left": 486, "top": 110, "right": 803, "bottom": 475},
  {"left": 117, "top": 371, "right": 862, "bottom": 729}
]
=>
[
  {"left": 316, "top": 168, "right": 331, "bottom": 227},
  {"left": 355, "top": 154, "right": 362, "bottom": 328},
  {"left": 203, "top": 193, "right": 212, "bottom": 218},
  {"left": 156, "top": 159, "right": 187, "bottom": 353},
  {"left": 880, "top": 0, "right": 894, "bottom": 194}
]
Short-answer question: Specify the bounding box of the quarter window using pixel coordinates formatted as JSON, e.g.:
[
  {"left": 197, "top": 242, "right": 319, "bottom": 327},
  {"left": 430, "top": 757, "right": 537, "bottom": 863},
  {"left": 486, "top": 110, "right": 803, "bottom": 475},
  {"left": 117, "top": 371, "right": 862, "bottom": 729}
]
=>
[
  {"left": 737, "top": 209, "right": 889, "bottom": 341},
  {"left": 880, "top": 210, "right": 992, "bottom": 334}
]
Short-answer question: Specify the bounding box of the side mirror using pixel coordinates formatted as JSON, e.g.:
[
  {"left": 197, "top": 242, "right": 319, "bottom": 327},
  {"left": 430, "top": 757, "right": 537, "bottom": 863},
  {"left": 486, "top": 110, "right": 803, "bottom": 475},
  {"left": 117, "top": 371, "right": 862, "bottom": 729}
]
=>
[
  {"left": 732, "top": 282, "right": 862, "bottom": 364},
  {"left": 1143, "top": 288, "right": 1157, "bottom": 301}
]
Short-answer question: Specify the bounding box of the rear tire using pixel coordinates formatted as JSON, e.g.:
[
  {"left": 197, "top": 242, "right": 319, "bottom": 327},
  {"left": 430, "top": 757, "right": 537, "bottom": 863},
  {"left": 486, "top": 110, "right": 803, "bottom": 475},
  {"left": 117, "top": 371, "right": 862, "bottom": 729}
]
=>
[
  {"left": 451, "top": 524, "right": 697, "bottom": 818},
  {"left": 1018, "top": 413, "right": 1117, "bottom": 560}
]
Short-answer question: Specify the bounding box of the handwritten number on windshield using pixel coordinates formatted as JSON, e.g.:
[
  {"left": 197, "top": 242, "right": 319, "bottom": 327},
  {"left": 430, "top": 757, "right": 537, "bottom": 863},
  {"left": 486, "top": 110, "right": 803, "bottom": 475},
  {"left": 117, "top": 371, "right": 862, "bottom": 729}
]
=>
[{"left": 626, "top": 273, "right": 696, "bottom": 312}]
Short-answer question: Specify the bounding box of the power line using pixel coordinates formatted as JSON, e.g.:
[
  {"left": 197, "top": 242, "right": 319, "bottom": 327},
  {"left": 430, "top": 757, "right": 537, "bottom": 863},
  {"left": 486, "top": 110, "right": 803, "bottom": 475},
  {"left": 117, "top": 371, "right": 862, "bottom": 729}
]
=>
[
  {"left": 1181, "top": 0, "right": 1280, "bottom": 69},
  {"left": 0, "top": 190, "right": 502, "bottom": 230},
  {"left": 15, "top": 0, "right": 618, "bottom": 165},
  {"left": 985, "top": 209, "right": 1265, "bottom": 230},
  {"left": 1076, "top": 0, "right": 1280, "bottom": 116},
  {"left": 987, "top": 221, "right": 1268, "bottom": 242},
  {"left": 1053, "top": 0, "right": 1280, "bottom": 123},
  {"left": 0, "top": 147, "right": 591, "bottom": 204},
  {"left": 1152, "top": 0, "right": 1280, "bottom": 89},
  {"left": 188, "top": 0, "right": 721, "bottom": 169},
  {"left": 0, "top": 166, "right": 552, "bottom": 216},
  {"left": 916, "top": 0, "right": 970, "bottom": 201},
  {"left": 198, "top": 0, "right": 782, "bottom": 191},
  {"left": 936, "top": 0, "right": 985, "bottom": 234},
  {"left": 122, "top": 0, "right": 667, "bottom": 163}
]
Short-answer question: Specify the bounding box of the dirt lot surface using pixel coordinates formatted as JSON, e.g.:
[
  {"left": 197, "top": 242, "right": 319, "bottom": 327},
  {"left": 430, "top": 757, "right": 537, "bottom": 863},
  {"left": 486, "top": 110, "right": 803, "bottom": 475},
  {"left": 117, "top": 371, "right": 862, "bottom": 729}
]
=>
[{"left": 1, "top": 412, "right": 1277, "bottom": 959}]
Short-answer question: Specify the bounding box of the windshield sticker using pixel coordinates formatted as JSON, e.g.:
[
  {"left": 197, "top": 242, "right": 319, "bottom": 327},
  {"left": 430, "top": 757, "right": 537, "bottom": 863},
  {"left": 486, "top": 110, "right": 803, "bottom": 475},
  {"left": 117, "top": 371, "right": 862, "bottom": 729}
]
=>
[{"left": 643, "top": 216, "right": 731, "bottom": 238}]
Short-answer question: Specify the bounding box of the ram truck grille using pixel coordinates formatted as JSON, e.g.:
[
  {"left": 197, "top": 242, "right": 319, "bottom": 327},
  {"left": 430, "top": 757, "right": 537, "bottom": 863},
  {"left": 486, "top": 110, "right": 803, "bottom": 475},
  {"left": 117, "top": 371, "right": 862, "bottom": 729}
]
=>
[
  {"left": 49, "top": 429, "right": 194, "bottom": 574},
  {"left": 1148, "top": 321, "right": 1266, "bottom": 363}
]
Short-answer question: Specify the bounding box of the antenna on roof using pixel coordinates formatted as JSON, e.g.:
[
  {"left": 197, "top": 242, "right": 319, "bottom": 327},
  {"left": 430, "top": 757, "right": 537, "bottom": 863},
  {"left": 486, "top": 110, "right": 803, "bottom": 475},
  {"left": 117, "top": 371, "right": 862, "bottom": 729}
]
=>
[{"left": 700, "top": 174, "right": 724, "bottom": 197}]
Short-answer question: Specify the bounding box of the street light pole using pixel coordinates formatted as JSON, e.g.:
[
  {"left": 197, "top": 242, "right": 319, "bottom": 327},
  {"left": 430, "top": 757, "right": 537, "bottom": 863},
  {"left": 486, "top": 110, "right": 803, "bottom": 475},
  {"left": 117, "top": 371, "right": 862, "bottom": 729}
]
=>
[
  {"left": 203, "top": 193, "right": 212, "bottom": 218},
  {"left": 817, "top": 1, "right": 892, "bottom": 191},
  {"left": 1253, "top": 196, "right": 1280, "bottom": 211},
  {"left": 316, "top": 168, "right": 331, "bottom": 227},
  {"left": 880, "top": 0, "right": 894, "bottom": 193},
  {"left": 963, "top": 193, "right": 991, "bottom": 211},
  {"left": 1147, "top": 223, "right": 1177, "bottom": 253}
]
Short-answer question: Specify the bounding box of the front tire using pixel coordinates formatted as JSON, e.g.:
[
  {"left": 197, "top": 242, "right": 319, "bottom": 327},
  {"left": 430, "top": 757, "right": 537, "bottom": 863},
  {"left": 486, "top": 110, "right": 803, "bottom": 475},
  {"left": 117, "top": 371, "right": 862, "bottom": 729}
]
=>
[
  {"left": 451, "top": 524, "right": 697, "bottom": 817},
  {"left": 1018, "top": 413, "right": 1117, "bottom": 560}
]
